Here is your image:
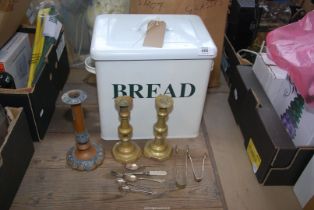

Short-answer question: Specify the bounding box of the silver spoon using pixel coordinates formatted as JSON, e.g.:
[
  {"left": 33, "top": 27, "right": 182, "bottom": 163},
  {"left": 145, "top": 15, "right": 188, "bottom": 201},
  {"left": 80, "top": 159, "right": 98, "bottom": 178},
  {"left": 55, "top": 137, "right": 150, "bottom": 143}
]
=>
[
  {"left": 125, "top": 163, "right": 145, "bottom": 171},
  {"left": 124, "top": 174, "right": 165, "bottom": 183},
  {"left": 115, "top": 178, "right": 150, "bottom": 190},
  {"left": 119, "top": 185, "right": 155, "bottom": 195}
]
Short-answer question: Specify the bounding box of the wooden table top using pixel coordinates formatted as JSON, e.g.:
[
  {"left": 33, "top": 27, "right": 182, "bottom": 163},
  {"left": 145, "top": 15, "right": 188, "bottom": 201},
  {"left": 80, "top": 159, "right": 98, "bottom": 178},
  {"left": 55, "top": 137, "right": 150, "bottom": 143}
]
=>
[{"left": 10, "top": 71, "right": 225, "bottom": 210}]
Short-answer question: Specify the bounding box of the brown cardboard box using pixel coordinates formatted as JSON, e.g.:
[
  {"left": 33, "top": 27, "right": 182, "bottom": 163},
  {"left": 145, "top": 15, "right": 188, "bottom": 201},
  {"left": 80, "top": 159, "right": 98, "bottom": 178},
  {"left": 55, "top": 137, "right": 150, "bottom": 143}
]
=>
[
  {"left": 130, "top": 0, "right": 229, "bottom": 87},
  {"left": 0, "top": 0, "right": 30, "bottom": 48},
  {"left": 221, "top": 36, "right": 251, "bottom": 85},
  {"left": 304, "top": 197, "right": 314, "bottom": 210},
  {"left": 228, "top": 65, "right": 314, "bottom": 185},
  {"left": 0, "top": 107, "right": 34, "bottom": 210},
  {"left": 302, "top": 1, "right": 314, "bottom": 12},
  {"left": 0, "top": 31, "right": 70, "bottom": 141}
]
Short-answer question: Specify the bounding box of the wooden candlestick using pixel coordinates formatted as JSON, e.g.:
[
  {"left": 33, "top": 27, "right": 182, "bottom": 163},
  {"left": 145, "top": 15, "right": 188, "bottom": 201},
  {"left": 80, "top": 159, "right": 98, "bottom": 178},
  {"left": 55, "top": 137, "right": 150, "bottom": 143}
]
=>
[{"left": 62, "top": 89, "right": 104, "bottom": 171}]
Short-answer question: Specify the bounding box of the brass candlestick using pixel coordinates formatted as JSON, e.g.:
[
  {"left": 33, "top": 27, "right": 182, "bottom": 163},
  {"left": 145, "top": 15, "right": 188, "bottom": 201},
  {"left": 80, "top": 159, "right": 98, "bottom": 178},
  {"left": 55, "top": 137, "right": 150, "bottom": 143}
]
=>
[
  {"left": 62, "top": 89, "right": 104, "bottom": 171},
  {"left": 112, "top": 96, "right": 141, "bottom": 163},
  {"left": 144, "top": 95, "right": 173, "bottom": 161}
]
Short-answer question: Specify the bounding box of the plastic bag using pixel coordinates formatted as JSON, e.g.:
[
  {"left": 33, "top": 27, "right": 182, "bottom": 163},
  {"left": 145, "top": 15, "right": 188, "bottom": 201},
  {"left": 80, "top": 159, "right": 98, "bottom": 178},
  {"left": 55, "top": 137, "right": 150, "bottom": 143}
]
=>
[
  {"left": 55, "top": 0, "right": 91, "bottom": 67},
  {"left": 86, "top": 0, "right": 130, "bottom": 29},
  {"left": 54, "top": 0, "right": 129, "bottom": 68},
  {"left": 266, "top": 10, "right": 314, "bottom": 107}
]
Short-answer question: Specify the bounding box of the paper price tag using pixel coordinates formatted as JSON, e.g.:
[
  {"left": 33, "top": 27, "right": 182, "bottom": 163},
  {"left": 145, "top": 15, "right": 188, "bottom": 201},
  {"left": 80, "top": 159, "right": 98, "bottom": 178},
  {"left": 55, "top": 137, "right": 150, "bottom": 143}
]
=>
[
  {"left": 43, "top": 16, "right": 62, "bottom": 40},
  {"left": 199, "top": 47, "right": 210, "bottom": 56},
  {"left": 143, "top": 20, "right": 166, "bottom": 48}
]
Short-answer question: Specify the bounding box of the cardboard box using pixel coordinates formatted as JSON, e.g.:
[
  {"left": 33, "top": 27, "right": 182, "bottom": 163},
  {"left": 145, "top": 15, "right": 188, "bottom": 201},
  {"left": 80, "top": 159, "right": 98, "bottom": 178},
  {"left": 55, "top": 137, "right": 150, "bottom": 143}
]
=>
[
  {"left": 253, "top": 54, "right": 314, "bottom": 147},
  {"left": 304, "top": 198, "right": 314, "bottom": 210},
  {"left": 0, "top": 31, "right": 70, "bottom": 141},
  {"left": 221, "top": 36, "right": 249, "bottom": 86},
  {"left": 130, "top": 0, "right": 229, "bottom": 87},
  {"left": 0, "top": 0, "right": 31, "bottom": 48},
  {"left": 0, "top": 107, "right": 34, "bottom": 210},
  {"left": 252, "top": 53, "right": 288, "bottom": 109},
  {"left": 226, "top": 0, "right": 262, "bottom": 51},
  {"left": 294, "top": 155, "right": 314, "bottom": 210},
  {"left": 0, "top": 32, "right": 31, "bottom": 88},
  {"left": 302, "top": 1, "right": 314, "bottom": 12},
  {"left": 228, "top": 65, "right": 314, "bottom": 185}
]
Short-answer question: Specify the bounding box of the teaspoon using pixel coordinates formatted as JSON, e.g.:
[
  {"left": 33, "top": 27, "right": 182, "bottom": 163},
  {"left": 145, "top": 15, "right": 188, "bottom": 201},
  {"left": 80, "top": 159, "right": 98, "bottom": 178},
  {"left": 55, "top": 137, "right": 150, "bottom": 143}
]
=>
[{"left": 124, "top": 174, "right": 165, "bottom": 183}]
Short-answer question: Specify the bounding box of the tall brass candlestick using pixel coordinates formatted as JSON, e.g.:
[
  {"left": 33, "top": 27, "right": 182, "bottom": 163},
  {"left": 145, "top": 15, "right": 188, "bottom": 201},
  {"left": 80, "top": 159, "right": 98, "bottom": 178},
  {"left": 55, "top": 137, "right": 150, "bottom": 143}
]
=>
[
  {"left": 112, "top": 96, "right": 141, "bottom": 163},
  {"left": 144, "top": 95, "right": 173, "bottom": 161},
  {"left": 62, "top": 89, "right": 104, "bottom": 171}
]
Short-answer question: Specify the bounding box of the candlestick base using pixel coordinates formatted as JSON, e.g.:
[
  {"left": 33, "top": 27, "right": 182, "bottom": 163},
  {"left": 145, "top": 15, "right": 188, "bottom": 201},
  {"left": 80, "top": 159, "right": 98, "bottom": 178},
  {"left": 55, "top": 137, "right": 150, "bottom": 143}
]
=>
[
  {"left": 112, "top": 141, "right": 141, "bottom": 164},
  {"left": 66, "top": 143, "right": 104, "bottom": 171},
  {"left": 144, "top": 140, "right": 172, "bottom": 161}
]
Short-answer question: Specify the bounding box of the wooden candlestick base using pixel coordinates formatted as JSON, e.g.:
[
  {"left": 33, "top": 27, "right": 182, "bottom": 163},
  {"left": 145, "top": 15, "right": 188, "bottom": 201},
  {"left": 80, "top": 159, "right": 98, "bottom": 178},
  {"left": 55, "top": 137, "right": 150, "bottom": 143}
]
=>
[{"left": 66, "top": 142, "right": 104, "bottom": 171}]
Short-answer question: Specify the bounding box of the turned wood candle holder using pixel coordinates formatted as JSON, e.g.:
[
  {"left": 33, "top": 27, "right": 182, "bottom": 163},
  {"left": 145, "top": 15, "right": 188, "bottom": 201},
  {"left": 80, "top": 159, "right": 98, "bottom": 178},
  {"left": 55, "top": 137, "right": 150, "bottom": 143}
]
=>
[
  {"left": 62, "top": 89, "right": 104, "bottom": 171},
  {"left": 144, "top": 95, "right": 173, "bottom": 161}
]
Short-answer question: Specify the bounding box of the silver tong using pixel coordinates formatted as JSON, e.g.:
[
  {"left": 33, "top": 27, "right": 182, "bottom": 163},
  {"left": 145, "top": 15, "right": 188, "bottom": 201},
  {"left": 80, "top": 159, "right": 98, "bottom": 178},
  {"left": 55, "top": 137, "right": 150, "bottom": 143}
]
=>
[{"left": 186, "top": 145, "right": 207, "bottom": 182}]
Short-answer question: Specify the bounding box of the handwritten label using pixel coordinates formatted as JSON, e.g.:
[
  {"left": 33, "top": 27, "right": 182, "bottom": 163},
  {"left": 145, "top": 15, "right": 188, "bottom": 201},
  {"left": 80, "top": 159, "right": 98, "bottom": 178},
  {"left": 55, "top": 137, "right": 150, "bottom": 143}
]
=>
[
  {"left": 137, "top": 0, "right": 165, "bottom": 12},
  {"left": 197, "top": 0, "right": 223, "bottom": 9},
  {"left": 136, "top": 0, "right": 223, "bottom": 13}
]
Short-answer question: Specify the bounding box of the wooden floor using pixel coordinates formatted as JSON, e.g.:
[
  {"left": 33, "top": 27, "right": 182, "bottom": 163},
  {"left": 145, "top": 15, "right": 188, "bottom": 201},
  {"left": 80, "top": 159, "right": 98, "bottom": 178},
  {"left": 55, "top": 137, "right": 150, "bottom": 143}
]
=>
[
  {"left": 203, "top": 75, "right": 302, "bottom": 210},
  {"left": 10, "top": 70, "right": 226, "bottom": 210}
]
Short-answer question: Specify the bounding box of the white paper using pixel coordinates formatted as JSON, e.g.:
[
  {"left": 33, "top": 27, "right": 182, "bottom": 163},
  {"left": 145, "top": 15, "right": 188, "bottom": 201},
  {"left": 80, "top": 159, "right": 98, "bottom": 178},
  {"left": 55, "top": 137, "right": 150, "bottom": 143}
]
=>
[{"left": 43, "top": 16, "right": 62, "bottom": 40}]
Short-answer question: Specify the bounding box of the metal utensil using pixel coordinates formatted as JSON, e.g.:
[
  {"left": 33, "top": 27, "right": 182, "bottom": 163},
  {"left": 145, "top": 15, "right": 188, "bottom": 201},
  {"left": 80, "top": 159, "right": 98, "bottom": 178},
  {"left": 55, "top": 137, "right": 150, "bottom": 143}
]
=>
[
  {"left": 127, "top": 170, "right": 167, "bottom": 176},
  {"left": 111, "top": 170, "right": 167, "bottom": 177},
  {"left": 111, "top": 170, "right": 166, "bottom": 183},
  {"left": 124, "top": 174, "right": 165, "bottom": 183},
  {"left": 115, "top": 178, "right": 151, "bottom": 190},
  {"left": 186, "top": 146, "right": 207, "bottom": 182},
  {"left": 124, "top": 163, "right": 153, "bottom": 171},
  {"left": 125, "top": 163, "right": 142, "bottom": 170},
  {"left": 124, "top": 163, "right": 147, "bottom": 171},
  {"left": 119, "top": 185, "right": 155, "bottom": 195}
]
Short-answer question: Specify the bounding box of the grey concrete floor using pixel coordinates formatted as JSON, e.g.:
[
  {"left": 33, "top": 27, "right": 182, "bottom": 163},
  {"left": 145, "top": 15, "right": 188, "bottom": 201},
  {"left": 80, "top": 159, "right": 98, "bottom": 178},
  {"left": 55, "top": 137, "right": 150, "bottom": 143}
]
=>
[{"left": 203, "top": 75, "right": 302, "bottom": 210}]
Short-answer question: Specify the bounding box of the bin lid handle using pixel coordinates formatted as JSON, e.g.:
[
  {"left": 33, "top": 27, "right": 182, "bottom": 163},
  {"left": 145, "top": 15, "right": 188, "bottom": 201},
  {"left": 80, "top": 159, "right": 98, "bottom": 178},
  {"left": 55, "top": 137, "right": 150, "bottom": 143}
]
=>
[{"left": 85, "top": 56, "right": 96, "bottom": 74}]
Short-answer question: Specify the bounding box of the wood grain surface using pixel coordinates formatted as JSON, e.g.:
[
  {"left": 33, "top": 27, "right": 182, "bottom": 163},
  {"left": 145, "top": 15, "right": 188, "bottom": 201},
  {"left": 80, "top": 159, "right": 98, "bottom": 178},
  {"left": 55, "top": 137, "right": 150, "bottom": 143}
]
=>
[{"left": 10, "top": 70, "right": 225, "bottom": 210}]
